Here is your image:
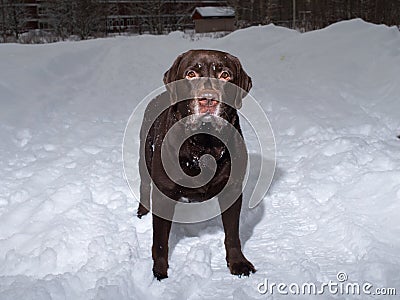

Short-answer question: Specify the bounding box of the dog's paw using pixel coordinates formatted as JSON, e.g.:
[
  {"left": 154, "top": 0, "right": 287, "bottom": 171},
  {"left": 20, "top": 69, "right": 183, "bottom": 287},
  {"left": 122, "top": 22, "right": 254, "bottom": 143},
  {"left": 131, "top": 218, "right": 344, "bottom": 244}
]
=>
[
  {"left": 137, "top": 203, "right": 149, "bottom": 219},
  {"left": 228, "top": 259, "right": 256, "bottom": 277},
  {"left": 153, "top": 257, "right": 168, "bottom": 281}
]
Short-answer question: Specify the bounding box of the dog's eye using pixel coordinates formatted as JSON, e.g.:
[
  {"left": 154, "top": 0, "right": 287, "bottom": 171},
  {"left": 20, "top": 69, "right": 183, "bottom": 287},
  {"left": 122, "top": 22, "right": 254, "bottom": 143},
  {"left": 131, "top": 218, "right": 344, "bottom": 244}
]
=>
[
  {"left": 219, "top": 71, "right": 230, "bottom": 81},
  {"left": 186, "top": 71, "right": 197, "bottom": 79}
]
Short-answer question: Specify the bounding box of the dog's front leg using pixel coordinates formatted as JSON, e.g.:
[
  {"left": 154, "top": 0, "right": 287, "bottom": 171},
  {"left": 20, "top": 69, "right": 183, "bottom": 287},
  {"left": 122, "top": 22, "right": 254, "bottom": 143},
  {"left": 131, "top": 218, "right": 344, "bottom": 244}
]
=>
[
  {"left": 219, "top": 193, "right": 256, "bottom": 276},
  {"left": 152, "top": 214, "right": 172, "bottom": 280},
  {"left": 151, "top": 190, "right": 175, "bottom": 280}
]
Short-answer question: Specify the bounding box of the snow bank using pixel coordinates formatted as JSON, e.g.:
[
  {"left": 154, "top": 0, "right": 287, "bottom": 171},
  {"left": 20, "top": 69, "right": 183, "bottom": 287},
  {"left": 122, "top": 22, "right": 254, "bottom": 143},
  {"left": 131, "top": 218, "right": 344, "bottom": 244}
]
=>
[{"left": 0, "top": 19, "right": 399, "bottom": 299}]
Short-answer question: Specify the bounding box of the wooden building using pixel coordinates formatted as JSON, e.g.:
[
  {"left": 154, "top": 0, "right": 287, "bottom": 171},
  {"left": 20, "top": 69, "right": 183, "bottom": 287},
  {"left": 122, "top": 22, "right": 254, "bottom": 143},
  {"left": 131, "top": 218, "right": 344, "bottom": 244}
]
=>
[
  {"left": 191, "top": 6, "right": 235, "bottom": 33},
  {"left": 0, "top": 0, "right": 230, "bottom": 36}
]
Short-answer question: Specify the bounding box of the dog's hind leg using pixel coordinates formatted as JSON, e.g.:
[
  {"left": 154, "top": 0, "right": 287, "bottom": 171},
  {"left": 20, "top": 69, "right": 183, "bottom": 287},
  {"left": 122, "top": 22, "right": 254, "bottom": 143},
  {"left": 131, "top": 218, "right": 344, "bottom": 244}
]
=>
[
  {"left": 137, "top": 119, "right": 154, "bottom": 218},
  {"left": 137, "top": 182, "right": 150, "bottom": 218},
  {"left": 137, "top": 150, "right": 151, "bottom": 218}
]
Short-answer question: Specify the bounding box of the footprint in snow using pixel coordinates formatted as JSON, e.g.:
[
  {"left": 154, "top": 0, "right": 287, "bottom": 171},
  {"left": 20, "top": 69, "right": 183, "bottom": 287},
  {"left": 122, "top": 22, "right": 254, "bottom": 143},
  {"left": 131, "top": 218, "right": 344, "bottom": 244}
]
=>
[
  {"left": 64, "top": 162, "right": 77, "bottom": 169},
  {"left": 14, "top": 168, "right": 34, "bottom": 179},
  {"left": 43, "top": 144, "right": 56, "bottom": 151},
  {"left": 0, "top": 198, "right": 9, "bottom": 207},
  {"left": 82, "top": 146, "right": 102, "bottom": 155},
  {"left": 15, "top": 129, "right": 32, "bottom": 147}
]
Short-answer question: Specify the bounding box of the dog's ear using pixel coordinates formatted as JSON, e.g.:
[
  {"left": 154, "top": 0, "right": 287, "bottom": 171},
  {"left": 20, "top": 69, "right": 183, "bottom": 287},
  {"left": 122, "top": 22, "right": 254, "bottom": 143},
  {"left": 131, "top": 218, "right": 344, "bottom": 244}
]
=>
[
  {"left": 227, "top": 54, "right": 252, "bottom": 109},
  {"left": 164, "top": 52, "right": 187, "bottom": 84},
  {"left": 163, "top": 52, "right": 187, "bottom": 103},
  {"left": 237, "top": 66, "right": 252, "bottom": 95}
]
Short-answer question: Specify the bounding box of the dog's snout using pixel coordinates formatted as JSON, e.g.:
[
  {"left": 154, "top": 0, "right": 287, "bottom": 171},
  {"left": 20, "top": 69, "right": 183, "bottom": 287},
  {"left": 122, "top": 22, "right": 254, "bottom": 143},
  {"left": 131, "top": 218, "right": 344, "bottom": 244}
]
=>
[
  {"left": 198, "top": 90, "right": 219, "bottom": 101},
  {"left": 199, "top": 99, "right": 218, "bottom": 108},
  {"left": 203, "top": 77, "right": 213, "bottom": 90},
  {"left": 196, "top": 89, "right": 220, "bottom": 114}
]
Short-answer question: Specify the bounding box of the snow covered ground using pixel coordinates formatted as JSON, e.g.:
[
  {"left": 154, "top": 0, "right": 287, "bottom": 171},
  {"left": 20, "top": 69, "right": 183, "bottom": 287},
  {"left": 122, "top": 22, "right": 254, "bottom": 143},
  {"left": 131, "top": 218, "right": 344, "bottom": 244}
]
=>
[{"left": 0, "top": 19, "right": 399, "bottom": 299}]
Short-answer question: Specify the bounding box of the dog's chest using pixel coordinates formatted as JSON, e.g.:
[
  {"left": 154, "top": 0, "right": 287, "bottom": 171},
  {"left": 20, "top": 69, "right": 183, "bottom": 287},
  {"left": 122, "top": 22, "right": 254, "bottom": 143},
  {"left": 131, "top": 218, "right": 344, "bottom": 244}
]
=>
[{"left": 179, "top": 137, "right": 226, "bottom": 176}]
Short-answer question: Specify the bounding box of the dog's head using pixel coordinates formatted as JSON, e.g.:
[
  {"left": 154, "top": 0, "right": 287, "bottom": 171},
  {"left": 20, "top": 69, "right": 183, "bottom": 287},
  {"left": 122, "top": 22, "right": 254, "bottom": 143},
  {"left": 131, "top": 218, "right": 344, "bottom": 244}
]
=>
[{"left": 163, "top": 50, "right": 252, "bottom": 130}]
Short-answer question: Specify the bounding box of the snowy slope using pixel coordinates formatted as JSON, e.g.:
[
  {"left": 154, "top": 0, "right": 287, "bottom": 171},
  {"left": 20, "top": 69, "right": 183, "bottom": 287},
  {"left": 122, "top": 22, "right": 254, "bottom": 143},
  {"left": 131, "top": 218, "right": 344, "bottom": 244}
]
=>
[{"left": 0, "top": 19, "right": 399, "bottom": 299}]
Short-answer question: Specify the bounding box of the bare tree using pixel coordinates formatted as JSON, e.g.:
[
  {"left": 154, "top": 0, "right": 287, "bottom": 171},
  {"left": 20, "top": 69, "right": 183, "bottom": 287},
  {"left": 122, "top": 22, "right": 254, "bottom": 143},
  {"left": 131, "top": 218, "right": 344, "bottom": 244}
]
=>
[
  {"left": 0, "top": 0, "right": 29, "bottom": 41},
  {"left": 101, "top": 1, "right": 118, "bottom": 35},
  {"left": 227, "top": 0, "right": 268, "bottom": 28},
  {"left": 72, "top": 0, "right": 106, "bottom": 39},
  {"left": 131, "top": 0, "right": 192, "bottom": 34},
  {"left": 138, "top": 0, "right": 167, "bottom": 34},
  {"left": 45, "top": 0, "right": 74, "bottom": 40},
  {"left": 0, "top": 0, "right": 8, "bottom": 42}
]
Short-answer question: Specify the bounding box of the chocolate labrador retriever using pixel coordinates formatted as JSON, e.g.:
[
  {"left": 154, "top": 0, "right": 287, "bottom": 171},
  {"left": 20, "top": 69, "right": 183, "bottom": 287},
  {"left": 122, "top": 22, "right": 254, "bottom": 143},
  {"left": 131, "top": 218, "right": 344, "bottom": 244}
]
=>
[{"left": 137, "top": 49, "right": 255, "bottom": 280}]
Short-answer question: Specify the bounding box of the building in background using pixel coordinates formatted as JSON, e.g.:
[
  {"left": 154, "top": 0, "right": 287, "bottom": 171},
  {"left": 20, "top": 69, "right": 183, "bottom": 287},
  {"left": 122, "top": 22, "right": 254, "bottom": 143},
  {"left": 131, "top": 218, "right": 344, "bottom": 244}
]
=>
[
  {"left": 106, "top": 1, "right": 230, "bottom": 34},
  {"left": 0, "top": 0, "right": 229, "bottom": 39},
  {"left": 1, "top": 0, "right": 399, "bottom": 42},
  {"left": 191, "top": 6, "right": 235, "bottom": 33}
]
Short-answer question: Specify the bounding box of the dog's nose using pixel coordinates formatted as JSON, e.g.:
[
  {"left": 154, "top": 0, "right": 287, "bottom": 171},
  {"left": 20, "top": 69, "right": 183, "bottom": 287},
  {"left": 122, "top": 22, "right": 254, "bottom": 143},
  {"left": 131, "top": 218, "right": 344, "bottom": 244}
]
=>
[
  {"left": 198, "top": 90, "right": 219, "bottom": 102},
  {"left": 198, "top": 91, "right": 219, "bottom": 108},
  {"left": 199, "top": 99, "right": 218, "bottom": 107}
]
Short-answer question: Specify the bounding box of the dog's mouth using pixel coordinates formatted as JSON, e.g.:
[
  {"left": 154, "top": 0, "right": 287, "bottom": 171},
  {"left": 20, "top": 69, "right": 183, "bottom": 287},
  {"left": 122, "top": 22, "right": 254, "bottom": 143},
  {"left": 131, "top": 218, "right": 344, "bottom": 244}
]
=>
[
  {"left": 185, "top": 89, "right": 225, "bottom": 131},
  {"left": 195, "top": 90, "right": 221, "bottom": 115}
]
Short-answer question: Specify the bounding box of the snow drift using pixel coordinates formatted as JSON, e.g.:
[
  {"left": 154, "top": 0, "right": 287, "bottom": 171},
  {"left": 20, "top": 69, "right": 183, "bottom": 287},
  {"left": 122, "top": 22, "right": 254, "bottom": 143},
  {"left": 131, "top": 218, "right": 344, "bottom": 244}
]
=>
[{"left": 0, "top": 19, "right": 399, "bottom": 299}]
